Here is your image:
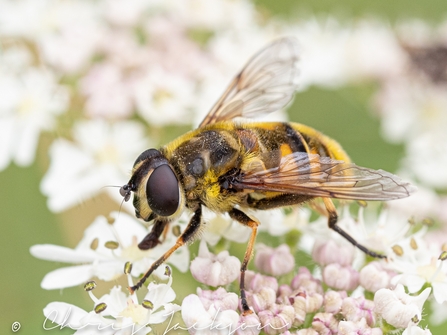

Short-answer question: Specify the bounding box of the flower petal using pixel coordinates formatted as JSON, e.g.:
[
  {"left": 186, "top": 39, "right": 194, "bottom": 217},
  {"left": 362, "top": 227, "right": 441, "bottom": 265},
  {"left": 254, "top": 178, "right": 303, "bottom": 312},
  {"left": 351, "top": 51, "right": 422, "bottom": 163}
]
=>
[
  {"left": 41, "top": 265, "right": 94, "bottom": 289},
  {"left": 30, "top": 244, "right": 96, "bottom": 263}
]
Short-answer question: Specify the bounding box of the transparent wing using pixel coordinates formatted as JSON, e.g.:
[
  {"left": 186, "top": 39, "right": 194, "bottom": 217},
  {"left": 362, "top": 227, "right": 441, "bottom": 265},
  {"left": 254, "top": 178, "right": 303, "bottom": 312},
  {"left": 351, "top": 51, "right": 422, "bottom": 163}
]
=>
[
  {"left": 199, "top": 37, "right": 300, "bottom": 127},
  {"left": 235, "top": 152, "right": 416, "bottom": 200}
]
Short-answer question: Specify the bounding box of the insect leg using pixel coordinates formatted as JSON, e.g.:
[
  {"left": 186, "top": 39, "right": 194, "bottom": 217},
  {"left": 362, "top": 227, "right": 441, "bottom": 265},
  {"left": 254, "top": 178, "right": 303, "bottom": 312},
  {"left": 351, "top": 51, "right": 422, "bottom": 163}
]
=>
[
  {"left": 228, "top": 208, "right": 259, "bottom": 315},
  {"left": 323, "top": 198, "right": 385, "bottom": 259},
  {"left": 138, "top": 219, "right": 168, "bottom": 250},
  {"left": 129, "top": 206, "right": 202, "bottom": 293}
]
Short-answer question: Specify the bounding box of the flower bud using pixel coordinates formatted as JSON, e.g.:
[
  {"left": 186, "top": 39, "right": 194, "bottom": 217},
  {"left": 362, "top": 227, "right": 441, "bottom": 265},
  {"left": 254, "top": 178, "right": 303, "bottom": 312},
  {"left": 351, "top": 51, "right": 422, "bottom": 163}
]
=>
[
  {"left": 296, "top": 330, "right": 318, "bottom": 335},
  {"left": 323, "top": 263, "right": 359, "bottom": 291},
  {"left": 258, "top": 304, "right": 294, "bottom": 335},
  {"left": 312, "top": 239, "right": 355, "bottom": 267},
  {"left": 190, "top": 240, "right": 241, "bottom": 286},
  {"left": 312, "top": 312, "right": 338, "bottom": 334},
  {"left": 291, "top": 267, "right": 323, "bottom": 294},
  {"left": 341, "top": 297, "right": 376, "bottom": 326},
  {"left": 197, "top": 287, "right": 238, "bottom": 311},
  {"left": 235, "top": 313, "right": 261, "bottom": 335},
  {"left": 277, "top": 284, "right": 293, "bottom": 304},
  {"left": 254, "top": 244, "right": 295, "bottom": 276},
  {"left": 245, "top": 271, "right": 279, "bottom": 293},
  {"left": 338, "top": 318, "right": 383, "bottom": 335},
  {"left": 360, "top": 261, "right": 395, "bottom": 293},
  {"left": 324, "top": 290, "right": 347, "bottom": 314},
  {"left": 247, "top": 287, "right": 277, "bottom": 313}
]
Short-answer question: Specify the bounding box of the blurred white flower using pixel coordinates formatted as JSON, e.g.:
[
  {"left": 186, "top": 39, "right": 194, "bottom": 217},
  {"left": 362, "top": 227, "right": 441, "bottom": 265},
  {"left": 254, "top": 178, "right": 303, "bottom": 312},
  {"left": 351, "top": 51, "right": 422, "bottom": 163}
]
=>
[
  {"left": 344, "top": 20, "right": 408, "bottom": 81},
  {"left": 168, "top": 0, "right": 257, "bottom": 31},
  {"left": 375, "top": 80, "right": 447, "bottom": 144},
  {"left": 37, "top": 1, "right": 103, "bottom": 74},
  {"left": 102, "top": 0, "right": 150, "bottom": 27},
  {"left": 134, "top": 67, "right": 196, "bottom": 126},
  {"left": 81, "top": 63, "right": 137, "bottom": 119},
  {"left": 404, "top": 132, "right": 447, "bottom": 188},
  {"left": 0, "top": 0, "right": 49, "bottom": 38},
  {"left": 30, "top": 212, "right": 189, "bottom": 289},
  {"left": 0, "top": 67, "right": 68, "bottom": 170},
  {"left": 43, "top": 273, "right": 179, "bottom": 335},
  {"left": 40, "top": 120, "right": 149, "bottom": 212},
  {"left": 291, "top": 18, "right": 351, "bottom": 89}
]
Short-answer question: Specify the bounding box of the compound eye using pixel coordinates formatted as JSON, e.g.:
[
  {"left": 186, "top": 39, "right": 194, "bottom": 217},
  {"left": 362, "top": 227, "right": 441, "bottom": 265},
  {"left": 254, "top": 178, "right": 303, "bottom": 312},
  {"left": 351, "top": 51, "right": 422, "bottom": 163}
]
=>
[{"left": 146, "top": 165, "right": 179, "bottom": 217}]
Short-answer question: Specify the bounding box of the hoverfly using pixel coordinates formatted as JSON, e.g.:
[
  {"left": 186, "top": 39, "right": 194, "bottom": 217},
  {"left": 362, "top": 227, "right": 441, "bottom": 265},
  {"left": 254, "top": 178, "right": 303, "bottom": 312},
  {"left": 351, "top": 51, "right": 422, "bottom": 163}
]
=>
[{"left": 120, "top": 37, "right": 415, "bottom": 314}]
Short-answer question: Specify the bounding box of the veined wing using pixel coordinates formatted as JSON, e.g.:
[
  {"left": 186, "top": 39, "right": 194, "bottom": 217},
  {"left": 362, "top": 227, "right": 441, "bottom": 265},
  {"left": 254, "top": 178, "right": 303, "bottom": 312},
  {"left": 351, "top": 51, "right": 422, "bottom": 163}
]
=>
[
  {"left": 234, "top": 152, "right": 416, "bottom": 200},
  {"left": 199, "top": 37, "right": 300, "bottom": 127}
]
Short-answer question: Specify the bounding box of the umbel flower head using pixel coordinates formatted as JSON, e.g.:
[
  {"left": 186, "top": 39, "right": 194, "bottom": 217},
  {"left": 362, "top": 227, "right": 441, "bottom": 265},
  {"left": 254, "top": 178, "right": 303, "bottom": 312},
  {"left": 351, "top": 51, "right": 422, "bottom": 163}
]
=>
[
  {"left": 30, "top": 212, "right": 189, "bottom": 289},
  {"left": 43, "top": 266, "right": 179, "bottom": 335}
]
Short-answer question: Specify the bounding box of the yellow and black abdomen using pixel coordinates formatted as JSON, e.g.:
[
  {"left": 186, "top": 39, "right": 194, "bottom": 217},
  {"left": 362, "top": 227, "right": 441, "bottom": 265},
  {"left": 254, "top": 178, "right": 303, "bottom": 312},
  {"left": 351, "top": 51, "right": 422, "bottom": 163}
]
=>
[{"left": 239, "top": 122, "right": 351, "bottom": 167}]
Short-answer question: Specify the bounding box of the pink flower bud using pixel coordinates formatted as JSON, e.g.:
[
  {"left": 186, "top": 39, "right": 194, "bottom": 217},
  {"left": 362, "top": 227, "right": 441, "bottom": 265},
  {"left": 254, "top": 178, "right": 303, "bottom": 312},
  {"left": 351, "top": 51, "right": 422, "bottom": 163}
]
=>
[
  {"left": 277, "top": 284, "right": 293, "bottom": 304},
  {"left": 181, "top": 294, "right": 240, "bottom": 334},
  {"left": 323, "top": 263, "right": 359, "bottom": 291},
  {"left": 245, "top": 271, "right": 279, "bottom": 293},
  {"left": 293, "top": 291, "right": 324, "bottom": 314},
  {"left": 258, "top": 304, "right": 294, "bottom": 335},
  {"left": 197, "top": 287, "right": 238, "bottom": 311},
  {"left": 247, "top": 287, "right": 277, "bottom": 313},
  {"left": 291, "top": 267, "right": 323, "bottom": 294},
  {"left": 312, "top": 312, "right": 339, "bottom": 335},
  {"left": 341, "top": 297, "right": 376, "bottom": 326},
  {"left": 312, "top": 239, "right": 355, "bottom": 267},
  {"left": 290, "top": 291, "right": 323, "bottom": 327},
  {"left": 254, "top": 244, "right": 295, "bottom": 276},
  {"left": 190, "top": 240, "right": 240, "bottom": 287},
  {"left": 296, "top": 330, "right": 319, "bottom": 335},
  {"left": 360, "top": 261, "right": 395, "bottom": 293},
  {"left": 324, "top": 290, "right": 347, "bottom": 314},
  {"left": 235, "top": 313, "right": 262, "bottom": 335},
  {"left": 338, "top": 318, "right": 383, "bottom": 335}
]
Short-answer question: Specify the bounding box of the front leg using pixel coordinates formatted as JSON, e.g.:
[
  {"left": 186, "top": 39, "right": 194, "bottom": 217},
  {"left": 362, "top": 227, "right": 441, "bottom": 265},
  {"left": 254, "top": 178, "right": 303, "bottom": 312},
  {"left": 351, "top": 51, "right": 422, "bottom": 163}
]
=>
[
  {"left": 138, "top": 219, "right": 169, "bottom": 250},
  {"left": 228, "top": 208, "right": 259, "bottom": 315},
  {"left": 130, "top": 206, "right": 202, "bottom": 293}
]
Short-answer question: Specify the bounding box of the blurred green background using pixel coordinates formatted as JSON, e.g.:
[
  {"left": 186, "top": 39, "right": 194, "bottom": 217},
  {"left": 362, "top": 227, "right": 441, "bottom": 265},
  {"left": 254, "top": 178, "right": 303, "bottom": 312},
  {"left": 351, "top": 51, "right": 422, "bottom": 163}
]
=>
[{"left": 1, "top": 1, "right": 446, "bottom": 334}]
